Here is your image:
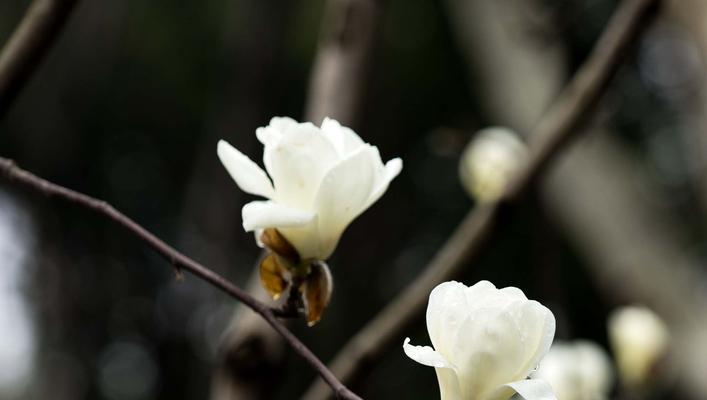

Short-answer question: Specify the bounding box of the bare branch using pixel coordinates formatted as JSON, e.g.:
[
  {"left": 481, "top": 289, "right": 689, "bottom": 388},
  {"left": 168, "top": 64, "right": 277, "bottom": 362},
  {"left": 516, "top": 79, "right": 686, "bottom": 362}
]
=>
[
  {"left": 0, "top": 157, "right": 363, "bottom": 400},
  {"left": 302, "top": 0, "right": 661, "bottom": 398},
  {"left": 0, "top": 0, "right": 79, "bottom": 118}
]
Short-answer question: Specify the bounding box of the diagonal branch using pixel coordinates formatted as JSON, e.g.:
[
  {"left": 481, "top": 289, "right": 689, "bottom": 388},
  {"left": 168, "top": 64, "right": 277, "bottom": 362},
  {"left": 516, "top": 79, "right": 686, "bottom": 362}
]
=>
[
  {"left": 302, "top": 0, "right": 661, "bottom": 398},
  {"left": 0, "top": 0, "right": 79, "bottom": 118},
  {"left": 0, "top": 157, "right": 362, "bottom": 400}
]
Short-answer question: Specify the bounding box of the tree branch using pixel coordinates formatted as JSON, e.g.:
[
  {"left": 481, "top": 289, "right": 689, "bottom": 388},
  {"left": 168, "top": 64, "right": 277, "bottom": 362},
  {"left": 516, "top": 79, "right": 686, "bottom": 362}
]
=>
[
  {"left": 0, "top": 0, "right": 79, "bottom": 118},
  {"left": 0, "top": 157, "right": 362, "bottom": 400},
  {"left": 302, "top": 0, "right": 661, "bottom": 398}
]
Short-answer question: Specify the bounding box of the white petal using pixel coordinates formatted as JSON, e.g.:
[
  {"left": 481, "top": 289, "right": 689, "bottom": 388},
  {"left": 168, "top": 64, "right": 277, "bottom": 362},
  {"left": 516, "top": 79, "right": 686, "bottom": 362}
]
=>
[
  {"left": 320, "top": 117, "right": 365, "bottom": 157},
  {"left": 364, "top": 156, "right": 402, "bottom": 210},
  {"left": 217, "top": 140, "right": 274, "bottom": 198},
  {"left": 452, "top": 307, "right": 527, "bottom": 399},
  {"left": 499, "top": 286, "right": 528, "bottom": 301},
  {"left": 266, "top": 122, "right": 339, "bottom": 209},
  {"left": 242, "top": 201, "right": 315, "bottom": 232},
  {"left": 502, "top": 379, "right": 556, "bottom": 400},
  {"left": 513, "top": 301, "right": 556, "bottom": 378},
  {"left": 402, "top": 338, "right": 454, "bottom": 369},
  {"left": 436, "top": 365, "right": 464, "bottom": 400},
  {"left": 255, "top": 116, "right": 296, "bottom": 146},
  {"left": 312, "top": 146, "right": 377, "bottom": 259},
  {"left": 426, "top": 281, "right": 469, "bottom": 357},
  {"left": 269, "top": 116, "right": 298, "bottom": 132},
  {"left": 404, "top": 338, "right": 463, "bottom": 400}
]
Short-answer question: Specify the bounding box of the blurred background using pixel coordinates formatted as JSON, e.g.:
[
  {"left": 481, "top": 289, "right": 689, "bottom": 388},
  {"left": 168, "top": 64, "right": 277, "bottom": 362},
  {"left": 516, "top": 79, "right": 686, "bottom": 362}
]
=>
[{"left": 1, "top": 0, "right": 707, "bottom": 399}]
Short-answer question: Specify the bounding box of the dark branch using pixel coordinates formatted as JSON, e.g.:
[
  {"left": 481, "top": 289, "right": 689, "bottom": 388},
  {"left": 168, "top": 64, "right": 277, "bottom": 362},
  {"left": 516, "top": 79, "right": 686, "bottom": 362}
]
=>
[
  {"left": 0, "top": 0, "right": 79, "bottom": 118},
  {"left": 302, "top": 0, "right": 661, "bottom": 398},
  {"left": 0, "top": 157, "right": 363, "bottom": 400}
]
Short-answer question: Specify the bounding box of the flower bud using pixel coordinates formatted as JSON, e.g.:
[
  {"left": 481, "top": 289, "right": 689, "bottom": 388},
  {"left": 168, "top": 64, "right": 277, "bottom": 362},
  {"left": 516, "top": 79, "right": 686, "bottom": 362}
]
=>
[
  {"left": 258, "top": 253, "right": 291, "bottom": 300},
  {"left": 403, "top": 280, "right": 557, "bottom": 400},
  {"left": 300, "top": 261, "right": 333, "bottom": 327},
  {"left": 608, "top": 306, "right": 669, "bottom": 389},
  {"left": 533, "top": 341, "right": 614, "bottom": 400},
  {"left": 459, "top": 127, "right": 528, "bottom": 202}
]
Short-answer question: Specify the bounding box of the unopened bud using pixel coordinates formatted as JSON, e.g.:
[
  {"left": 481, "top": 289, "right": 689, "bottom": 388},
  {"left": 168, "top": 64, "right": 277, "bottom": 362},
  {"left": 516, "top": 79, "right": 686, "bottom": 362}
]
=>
[
  {"left": 459, "top": 127, "right": 528, "bottom": 202},
  {"left": 608, "top": 305, "right": 669, "bottom": 389},
  {"left": 301, "top": 261, "right": 333, "bottom": 327},
  {"left": 259, "top": 253, "right": 291, "bottom": 300}
]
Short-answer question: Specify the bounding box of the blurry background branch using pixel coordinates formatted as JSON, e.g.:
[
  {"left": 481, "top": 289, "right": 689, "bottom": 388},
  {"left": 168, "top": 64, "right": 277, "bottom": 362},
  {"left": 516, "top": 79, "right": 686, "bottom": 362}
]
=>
[
  {"left": 667, "top": 0, "right": 707, "bottom": 225},
  {"left": 0, "top": 0, "right": 78, "bottom": 118},
  {"left": 304, "top": 0, "right": 381, "bottom": 124},
  {"left": 211, "top": 0, "right": 383, "bottom": 399},
  {"left": 303, "top": 0, "right": 660, "bottom": 398},
  {"left": 0, "top": 157, "right": 363, "bottom": 400}
]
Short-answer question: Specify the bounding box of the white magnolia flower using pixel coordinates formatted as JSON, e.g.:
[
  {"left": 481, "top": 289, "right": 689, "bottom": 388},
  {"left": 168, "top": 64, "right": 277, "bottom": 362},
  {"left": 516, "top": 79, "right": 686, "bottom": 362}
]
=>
[
  {"left": 217, "top": 117, "right": 402, "bottom": 261},
  {"left": 608, "top": 306, "right": 669, "bottom": 388},
  {"left": 403, "top": 280, "right": 557, "bottom": 400},
  {"left": 459, "top": 127, "right": 528, "bottom": 202},
  {"left": 532, "top": 341, "right": 614, "bottom": 400}
]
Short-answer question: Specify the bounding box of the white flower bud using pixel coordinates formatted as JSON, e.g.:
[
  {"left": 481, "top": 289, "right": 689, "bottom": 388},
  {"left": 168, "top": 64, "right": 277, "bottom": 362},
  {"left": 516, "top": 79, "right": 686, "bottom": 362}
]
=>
[
  {"left": 533, "top": 341, "right": 614, "bottom": 400},
  {"left": 608, "top": 306, "right": 669, "bottom": 389},
  {"left": 403, "top": 280, "right": 557, "bottom": 400},
  {"left": 459, "top": 127, "right": 528, "bottom": 202},
  {"left": 217, "top": 117, "right": 402, "bottom": 261}
]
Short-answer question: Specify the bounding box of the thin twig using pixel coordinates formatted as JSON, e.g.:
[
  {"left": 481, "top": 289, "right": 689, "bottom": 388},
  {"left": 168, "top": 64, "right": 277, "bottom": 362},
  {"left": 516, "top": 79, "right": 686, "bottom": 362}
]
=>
[
  {"left": 0, "top": 0, "right": 79, "bottom": 118},
  {"left": 0, "top": 157, "right": 362, "bottom": 400},
  {"left": 302, "top": 0, "right": 661, "bottom": 398}
]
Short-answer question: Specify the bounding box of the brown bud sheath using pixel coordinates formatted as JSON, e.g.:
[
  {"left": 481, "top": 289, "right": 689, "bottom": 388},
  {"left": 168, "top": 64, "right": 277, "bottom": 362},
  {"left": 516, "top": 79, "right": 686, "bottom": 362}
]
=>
[
  {"left": 259, "top": 253, "right": 290, "bottom": 300},
  {"left": 260, "top": 228, "right": 300, "bottom": 262},
  {"left": 301, "top": 261, "right": 333, "bottom": 327}
]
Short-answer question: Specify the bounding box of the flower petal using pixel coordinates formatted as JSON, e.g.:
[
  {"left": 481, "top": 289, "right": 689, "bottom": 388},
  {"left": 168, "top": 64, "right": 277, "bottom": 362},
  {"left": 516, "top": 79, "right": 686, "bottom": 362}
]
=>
[
  {"left": 311, "top": 146, "right": 377, "bottom": 259},
  {"left": 436, "top": 366, "right": 464, "bottom": 400},
  {"left": 402, "top": 338, "right": 454, "bottom": 369},
  {"left": 403, "top": 338, "right": 463, "bottom": 400},
  {"left": 265, "top": 122, "right": 339, "bottom": 209},
  {"left": 255, "top": 116, "right": 296, "bottom": 147},
  {"left": 217, "top": 140, "right": 275, "bottom": 198},
  {"left": 320, "top": 117, "right": 365, "bottom": 157},
  {"left": 426, "top": 281, "right": 469, "bottom": 357},
  {"left": 502, "top": 379, "right": 556, "bottom": 400},
  {"left": 242, "top": 201, "right": 315, "bottom": 231},
  {"left": 452, "top": 307, "right": 527, "bottom": 399},
  {"left": 364, "top": 156, "right": 402, "bottom": 210},
  {"left": 512, "top": 301, "right": 556, "bottom": 379}
]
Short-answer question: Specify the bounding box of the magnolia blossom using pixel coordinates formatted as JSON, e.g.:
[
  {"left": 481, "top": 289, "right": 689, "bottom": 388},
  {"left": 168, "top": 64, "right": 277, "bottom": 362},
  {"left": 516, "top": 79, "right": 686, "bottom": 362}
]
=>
[
  {"left": 217, "top": 117, "right": 402, "bottom": 260},
  {"left": 608, "top": 306, "right": 669, "bottom": 388},
  {"left": 533, "top": 341, "right": 614, "bottom": 400},
  {"left": 403, "top": 280, "right": 557, "bottom": 400},
  {"left": 459, "top": 127, "right": 528, "bottom": 202}
]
